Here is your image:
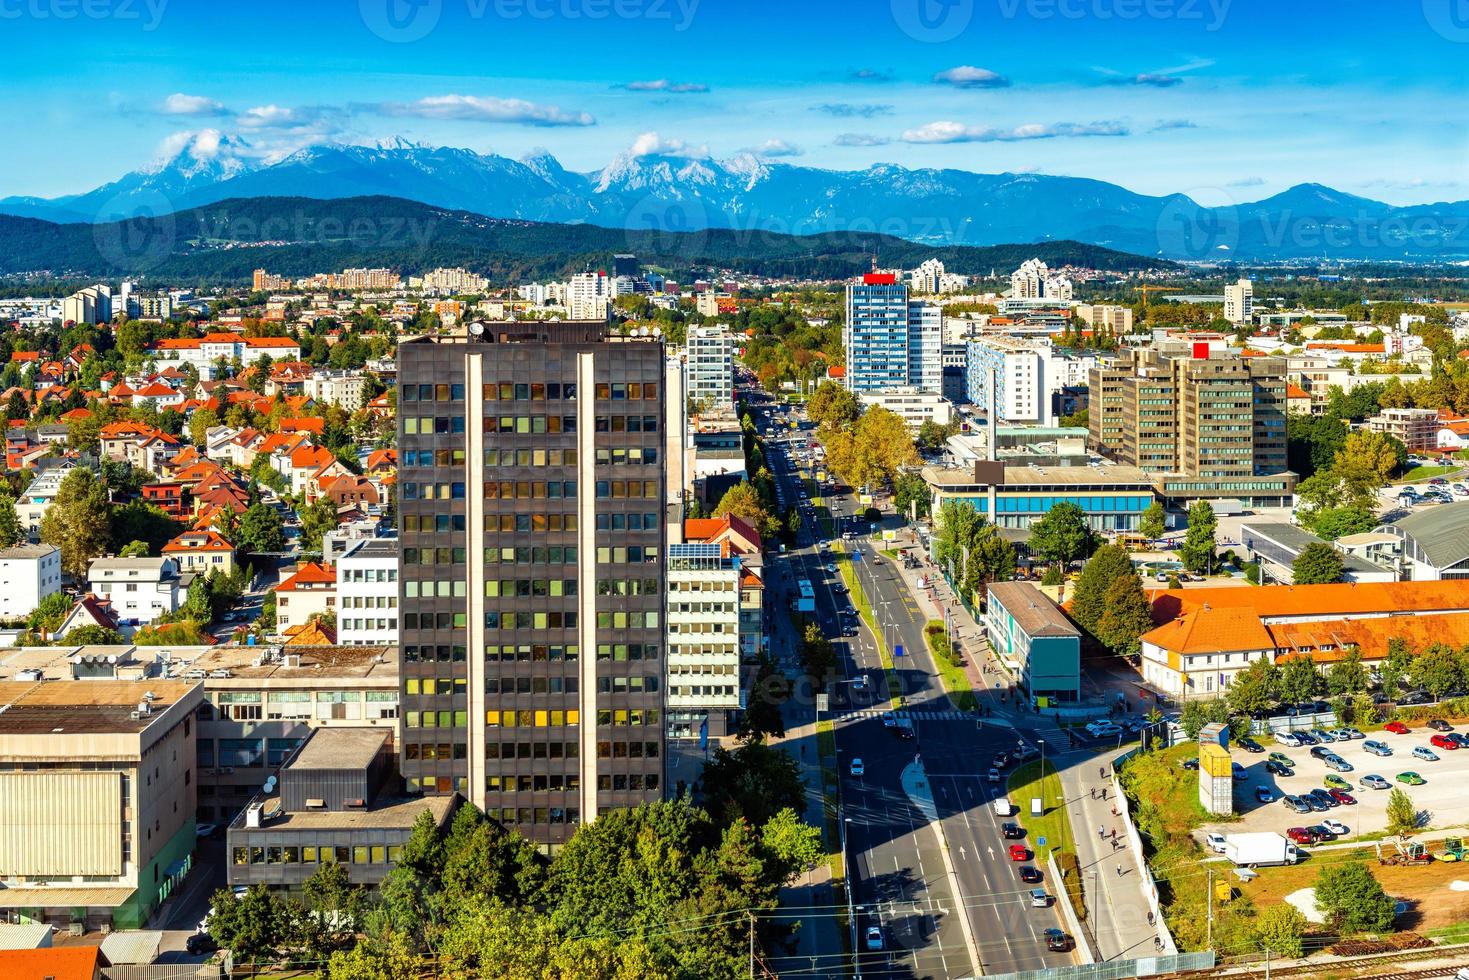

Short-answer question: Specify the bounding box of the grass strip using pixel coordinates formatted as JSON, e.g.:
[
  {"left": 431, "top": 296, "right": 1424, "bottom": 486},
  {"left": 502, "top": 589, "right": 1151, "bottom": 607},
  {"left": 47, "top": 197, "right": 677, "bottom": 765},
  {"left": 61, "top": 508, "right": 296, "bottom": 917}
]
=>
[{"left": 1008, "top": 759, "right": 1086, "bottom": 919}]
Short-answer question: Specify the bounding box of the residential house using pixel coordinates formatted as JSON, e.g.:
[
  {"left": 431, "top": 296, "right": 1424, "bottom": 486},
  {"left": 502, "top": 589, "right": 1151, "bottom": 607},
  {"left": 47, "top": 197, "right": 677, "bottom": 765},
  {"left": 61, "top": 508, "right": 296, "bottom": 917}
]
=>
[
  {"left": 53, "top": 594, "right": 123, "bottom": 639},
  {"left": 274, "top": 562, "right": 337, "bottom": 632},
  {"left": 141, "top": 481, "right": 191, "bottom": 519},
  {"left": 316, "top": 471, "right": 379, "bottom": 510},
  {"left": 162, "top": 529, "right": 237, "bottom": 576},
  {"left": 86, "top": 556, "right": 183, "bottom": 628}
]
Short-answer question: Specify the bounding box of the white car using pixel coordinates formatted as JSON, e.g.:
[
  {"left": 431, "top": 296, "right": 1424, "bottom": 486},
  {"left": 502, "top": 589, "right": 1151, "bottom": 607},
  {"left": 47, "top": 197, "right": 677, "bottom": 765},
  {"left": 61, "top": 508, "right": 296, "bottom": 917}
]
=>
[
  {"left": 1322, "top": 819, "right": 1349, "bottom": 836},
  {"left": 850, "top": 758, "right": 865, "bottom": 777},
  {"left": 1205, "top": 832, "right": 1227, "bottom": 854}
]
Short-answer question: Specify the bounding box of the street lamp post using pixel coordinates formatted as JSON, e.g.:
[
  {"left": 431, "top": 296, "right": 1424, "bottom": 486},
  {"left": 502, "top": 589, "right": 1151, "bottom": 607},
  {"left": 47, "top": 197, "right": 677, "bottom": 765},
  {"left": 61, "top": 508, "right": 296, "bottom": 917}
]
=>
[{"left": 841, "top": 816, "right": 860, "bottom": 978}]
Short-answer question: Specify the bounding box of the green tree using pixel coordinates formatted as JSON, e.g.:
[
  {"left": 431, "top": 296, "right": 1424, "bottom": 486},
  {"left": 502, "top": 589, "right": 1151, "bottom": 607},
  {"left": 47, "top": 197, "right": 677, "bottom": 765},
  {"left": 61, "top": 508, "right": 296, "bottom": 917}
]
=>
[
  {"left": 118, "top": 539, "right": 150, "bottom": 558},
  {"left": 712, "top": 481, "right": 776, "bottom": 540},
  {"left": 237, "top": 502, "right": 287, "bottom": 554},
  {"left": 64, "top": 624, "right": 125, "bottom": 645},
  {"left": 1287, "top": 411, "right": 1348, "bottom": 478},
  {"left": 1228, "top": 657, "right": 1281, "bottom": 717},
  {"left": 109, "top": 500, "right": 179, "bottom": 556},
  {"left": 915, "top": 418, "right": 952, "bottom": 452},
  {"left": 205, "top": 884, "right": 303, "bottom": 963},
  {"left": 805, "top": 381, "right": 862, "bottom": 430},
  {"left": 1278, "top": 655, "right": 1323, "bottom": 706},
  {"left": 1307, "top": 506, "right": 1378, "bottom": 541},
  {"left": 0, "top": 493, "right": 24, "bottom": 547},
  {"left": 1386, "top": 787, "right": 1419, "bottom": 840},
  {"left": 1027, "top": 502, "right": 1094, "bottom": 567},
  {"left": 1178, "top": 501, "right": 1218, "bottom": 575},
  {"left": 322, "top": 931, "right": 422, "bottom": 980},
  {"left": 800, "top": 621, "right": 835, "bottom": 678},
  {"left": 1095, "top": 573, "right": 1156, "bottom": 656},
  {"left": 893, "top": 470, "right": 931, "bottom": 519},
  {"left": 1379, "top": 638, "right": 1413, "bottom": 701},
  {"left": 187, "top": 406, "right": 221, "bottom": 448},
  {"left": 1071, "top": 544, "right": 1135, "bottom": 633},
  {"left": 698, "top": 741, "right": 806, "bottom": 828},
  {"left": 1138, "top": 501, "right": 1166, "bottom": 540},
  {"left": 28, "top": 591, "right": 72, "bottom": 636},
  {"left": 1253, "top": 903, "right": 1307, "bottom": 958},
  {"left": 1411, "top": 644, "right": 1463, "bottom": 699},
  {"left": 39, "top": 468, "right": 112, "bottom": 579},
  {"left": 1179, "top": 698, "right": 1234, "bottom": 740},
  {"left": 1292, "top": 542, "right": 1345, "bottom": 584},
  {"left": 302, "top": 859, "right": 366, "bottom": 948},
  {"left": 1332, "top": 429, "right": 1404, "bottom": 501},
  {"left": 297, "top": 498, "right": 340, "bottom": 559},
  {"left": 823, "top": 405, "right": 919, "bottom": 490},
  {"left": 1313, "top": 862, "right": 1395, "bottom": 934},
  {"left": 1326, "top": 649, "right": 1368, "bottom": 697}
]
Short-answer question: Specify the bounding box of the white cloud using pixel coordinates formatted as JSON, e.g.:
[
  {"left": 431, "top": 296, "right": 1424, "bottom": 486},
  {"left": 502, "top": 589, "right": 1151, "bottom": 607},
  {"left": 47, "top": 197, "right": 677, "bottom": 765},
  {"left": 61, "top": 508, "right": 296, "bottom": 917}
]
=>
[
  {"left": 1151, "top": 119, "right": 1199, "bottom": 132},
  {"left": 236, "top": 104, "right": 323, "bottom": 130},
  {"left": 161, "top": 93, "right": 226, "bottom": 116},
  {"left": 901, "top": 120, "right": 1129, "bottom": 143},
  {"left": 619, "top": 79, "right": 709, "bottom": 93},
  {"left": 814, "top": 103, "right": 893, "bottom": 118},
  {"left": 743, "top": 138, "right": 802, "bottom": 158},
  {"left": 377, "top": 94, "right": 595, "bottom": 128},
  {"left": 932, "top": 66, "right": 1011, "bottom": 89},
  {"left": 628, "top": 131, "right": 710, "bottom": 159},
  {"left": 1227, "top": 176, "right": 1266, "bottom": 187},
  {"left": 834, "top": 133, "right": 892, "bottom": 147}
]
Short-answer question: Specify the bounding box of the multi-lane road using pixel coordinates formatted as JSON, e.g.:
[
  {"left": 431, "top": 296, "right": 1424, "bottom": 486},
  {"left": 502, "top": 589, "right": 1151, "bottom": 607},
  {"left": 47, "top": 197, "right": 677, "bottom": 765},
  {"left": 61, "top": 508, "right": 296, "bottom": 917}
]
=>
[{"left": 748, "top": 388, "right": 1079, "bottom": 978}]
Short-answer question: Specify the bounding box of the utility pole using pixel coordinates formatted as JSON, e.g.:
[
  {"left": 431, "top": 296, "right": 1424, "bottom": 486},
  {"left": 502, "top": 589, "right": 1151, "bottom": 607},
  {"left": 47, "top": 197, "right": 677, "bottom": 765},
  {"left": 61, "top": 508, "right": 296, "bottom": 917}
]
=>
[
  {"left": 748, "top": 911, "right": 755, "bottom": 980},
  {"left": 1206, "top": 867, "right": 1214, "bottom": 949}
]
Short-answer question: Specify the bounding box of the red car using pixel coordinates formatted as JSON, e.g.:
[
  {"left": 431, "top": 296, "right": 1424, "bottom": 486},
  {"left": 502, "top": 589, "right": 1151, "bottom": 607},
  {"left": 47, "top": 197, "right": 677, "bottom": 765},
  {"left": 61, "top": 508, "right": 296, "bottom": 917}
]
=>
[
  {"left": 1286, "top": 827, "right": 1321, "bottom": 845},
  {"left": 1385, "top": 722, "right": 1411, "bottom": 735},
  {"left": 1328, "top": 789, "right": 1356, "bottom": 805},
  {"left": 1431, "top": 733, "right": 1459, "bottom": 750},
  {"left": 1009, "top": 844, "right": 1031, "bottom": 862}
]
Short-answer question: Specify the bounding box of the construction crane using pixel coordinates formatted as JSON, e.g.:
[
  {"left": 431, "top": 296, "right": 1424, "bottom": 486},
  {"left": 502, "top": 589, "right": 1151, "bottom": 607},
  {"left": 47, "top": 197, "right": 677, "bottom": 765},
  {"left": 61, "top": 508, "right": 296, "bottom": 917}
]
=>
[{"left": 1134, "top": 284, "right": 1183, "bottom": 305}]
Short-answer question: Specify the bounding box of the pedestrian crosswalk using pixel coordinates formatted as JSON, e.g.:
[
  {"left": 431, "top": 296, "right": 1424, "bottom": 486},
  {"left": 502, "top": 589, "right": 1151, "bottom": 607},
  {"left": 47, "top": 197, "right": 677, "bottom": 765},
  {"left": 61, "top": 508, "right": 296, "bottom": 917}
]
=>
[{"left": 840, "top": 708, "right": 982, "bottom": 721}]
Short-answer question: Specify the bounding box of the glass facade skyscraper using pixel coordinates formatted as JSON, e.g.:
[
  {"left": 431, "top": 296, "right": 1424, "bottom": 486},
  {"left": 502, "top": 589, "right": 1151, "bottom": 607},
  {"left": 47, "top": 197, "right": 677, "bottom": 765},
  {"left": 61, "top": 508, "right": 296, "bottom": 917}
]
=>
[{"left": 843, "top": 273, "right": 941, "bottom": 394}]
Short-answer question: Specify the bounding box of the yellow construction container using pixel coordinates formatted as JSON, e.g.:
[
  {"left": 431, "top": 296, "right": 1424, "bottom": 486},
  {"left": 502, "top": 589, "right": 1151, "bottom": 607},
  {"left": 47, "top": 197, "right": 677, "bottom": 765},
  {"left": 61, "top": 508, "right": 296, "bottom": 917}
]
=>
[{"left": 1200, "top": 743, "right": 1233, "bottom": 779}]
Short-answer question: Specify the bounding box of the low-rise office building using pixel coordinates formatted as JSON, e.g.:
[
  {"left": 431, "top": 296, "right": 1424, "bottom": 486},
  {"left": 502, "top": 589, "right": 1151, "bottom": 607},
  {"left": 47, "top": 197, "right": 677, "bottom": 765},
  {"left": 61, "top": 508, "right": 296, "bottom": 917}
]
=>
[
  {"left": 0, "top": 544, "right": 61, "bottom": 621},
  {"left": 336, "top": 539, "right": 400, "bottom": 646},
  {"left": 1239, "top": 522, "right": 1396, "bottom": 585},
  {"left": 985, "top": 582, "right": 1080, "bottom": 704},
  {"left": 0, "top": 680, "right": 203, "bottom": 931},
  {"left": 227, "top": 728, "right": 456, "bottom": 893},
  {"left": 665, "top": 542, "right": 742, "bottom": 740},
  {"left": 924, "top": 460, "right": 1156, "bottom": 534}
]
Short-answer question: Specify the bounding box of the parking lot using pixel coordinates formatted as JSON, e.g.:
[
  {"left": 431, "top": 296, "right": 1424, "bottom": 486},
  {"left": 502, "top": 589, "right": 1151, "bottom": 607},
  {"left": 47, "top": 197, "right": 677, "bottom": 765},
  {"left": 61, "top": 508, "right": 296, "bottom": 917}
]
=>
[{"left": 1198, "top": 722, "right": 1469, "bottom": 841}]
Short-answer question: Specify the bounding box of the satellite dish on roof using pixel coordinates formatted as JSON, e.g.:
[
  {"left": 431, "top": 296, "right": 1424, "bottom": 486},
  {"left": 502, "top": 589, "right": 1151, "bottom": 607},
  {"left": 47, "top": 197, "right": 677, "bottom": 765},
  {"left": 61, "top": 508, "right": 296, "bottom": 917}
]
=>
[{"left": 468, "top": 321, "right": 485, "bottom": 336}]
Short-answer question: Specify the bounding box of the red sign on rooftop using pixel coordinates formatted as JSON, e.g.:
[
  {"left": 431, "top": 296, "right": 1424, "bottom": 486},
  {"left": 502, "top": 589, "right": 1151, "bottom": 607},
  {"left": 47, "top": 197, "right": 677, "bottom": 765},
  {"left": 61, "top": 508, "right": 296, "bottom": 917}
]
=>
[{"left": 862, "top": 273, "right": 897, "bottom": 285}]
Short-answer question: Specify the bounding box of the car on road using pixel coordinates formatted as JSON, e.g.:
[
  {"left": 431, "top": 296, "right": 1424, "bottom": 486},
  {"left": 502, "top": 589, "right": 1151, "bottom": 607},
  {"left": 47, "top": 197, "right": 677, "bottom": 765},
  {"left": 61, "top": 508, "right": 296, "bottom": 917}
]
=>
[
  {"left": 987, "top": 768, "right": 1002, "bottom": 783},
  {"left": 1309, "top": 745, "right": 1335, "bottom": 760},
  {"left": 1342, "top": 727, "right": 1365, "bottom": 739},
  {"left": 1322, "top": 819, "right": 1349, "bottom": 836},
  {"left": 1328, "top": 728, "right": 1354, "bottom": 741},
  {"left": 825, "top": 564, "right": 837, "bottom": 574},
  {"left": 1329, "top": 788, "right": 1357, "bottom": 805},
  {"left": 1428, "top": 719, "right": 1453, "bottom": 732},
  {"left": 1266, "top": 760, "right": 1294, "bottom": 777},
  {"left": 1287, "top": 826, "right": 1321, "bottom": 845},
  {"left": 864, "top": 926, "right": 884, "bottom": 951},
  {"left": 1385, "top": 721, "right": 1411, "bottom": 734},
  {"left": 1030, "top": 889, "right": 1052, "bottom": 908},
  {"left": 1237, "top": 737, "right": 1264, "bottom": 753},
  {"left": 1312, "top": 728, "right": 1336, "bottom": 742},
  {"left": 1397, "top": 771, "right": 1426, "bottom": 785},
  {"left": 1364, "top": 740, "right": 1393, "bottom": 756},
  {"left": 1255, "top": 786, "right": 1275, "bottom": 803},
  {"left": 1432, "top": 733, "right": 1460, "bottom": 750},
  {"left": 1002, "top": 822, "right": 1025, "bottom": 840},
  {"left": 1018, "top": 865, "right": 1043, "bottom": 883},
  {"left": 849, "top": 759, "right": 865, "bottom": 777},
  {"left": 1009, "top": 844, "right": 1031, "bottom": 861},
  {"left": 1324, "top": 774, "right": 1352, "bottom": 790},
  {"left": 1361, "top": 774, "right": 1391, "bottom": 790},
  {"left": 1205, "top": 832, "right": 1228, "bottom": 853},
  {"left": 992, "top": 752, "right": 1010, "bottom": 769},
  {"left": 1283, "top": 795, "right": 1311, "bottom": 814},
  {"left": 1413, "top": 746, "right": 1440, "bottom": 762},
  {"left": 1044, "top": 928, "right": 1074, "bottom": 952},
  {"left": 1294, "top": 731, "right": 1319, "bottom": 745}
]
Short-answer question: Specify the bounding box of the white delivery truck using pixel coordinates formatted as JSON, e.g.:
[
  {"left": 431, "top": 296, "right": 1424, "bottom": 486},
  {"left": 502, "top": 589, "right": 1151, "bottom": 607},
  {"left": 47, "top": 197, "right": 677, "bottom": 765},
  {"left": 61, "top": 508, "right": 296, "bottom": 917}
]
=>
[{"left": 1223, "top": 832, "right": 1300, "bottom": 868}]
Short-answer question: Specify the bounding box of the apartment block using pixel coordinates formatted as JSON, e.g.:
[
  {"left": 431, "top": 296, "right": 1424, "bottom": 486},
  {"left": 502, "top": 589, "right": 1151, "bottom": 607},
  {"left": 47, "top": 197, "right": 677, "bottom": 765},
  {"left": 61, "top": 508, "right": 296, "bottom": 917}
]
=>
[
  {"left": 665, "top": 543, "right": 741, "bottom": 740},
  {"left": 1367, "top": 407, "right": 1440, "bottom": 452},
  {"left": 0, "top": 544, "right": 61, "bottom": 620},
  {"left": 684, "top": 326, "right": 735, "bottom": 410},
  {"left": 1087, "top": 338, "right": 1294, "bottom": 505},
  {"left": 397, "top": 322, "right": 669, "bottom": 847},
  {"left": 336, "top": 539, "right": 400, "bottom": 646}
]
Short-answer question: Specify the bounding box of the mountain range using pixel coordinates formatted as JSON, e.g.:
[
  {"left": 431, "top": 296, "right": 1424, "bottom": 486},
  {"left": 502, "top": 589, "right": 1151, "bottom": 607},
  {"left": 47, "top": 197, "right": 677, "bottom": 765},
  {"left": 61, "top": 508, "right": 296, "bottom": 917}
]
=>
[{"left": 4, "top": 138, "right": 1467, "bottom": 262}]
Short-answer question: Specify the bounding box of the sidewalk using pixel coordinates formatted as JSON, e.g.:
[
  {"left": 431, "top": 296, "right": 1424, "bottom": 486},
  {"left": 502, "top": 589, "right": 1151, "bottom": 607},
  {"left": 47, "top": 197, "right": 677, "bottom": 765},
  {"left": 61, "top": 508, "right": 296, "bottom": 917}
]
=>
[{"left": 1058, "top": 759, "right": 1165, "bottom": 961}]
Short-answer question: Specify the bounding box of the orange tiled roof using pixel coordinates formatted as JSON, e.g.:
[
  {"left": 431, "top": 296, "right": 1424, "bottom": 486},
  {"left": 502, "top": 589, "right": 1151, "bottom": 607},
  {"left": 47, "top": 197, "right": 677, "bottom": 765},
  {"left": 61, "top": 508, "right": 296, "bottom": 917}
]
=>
[
  {"left": 1142, "top": 606, "right": 1275, "bottom": 655},
  {"left": 1150, "top": 581, "right": 1469, "bottom": 625},
  {"left": 277, "top": 561, "right": 336, "bottom": 591},
  {"left": 163, "top": 529, "right": 235, "bottom": 553},
  {"left": 0, "top": 945, "right": 100, "bottom": 979},
  {"left": 1286, "top": 383, "right": 1309, "bottom": 399}
]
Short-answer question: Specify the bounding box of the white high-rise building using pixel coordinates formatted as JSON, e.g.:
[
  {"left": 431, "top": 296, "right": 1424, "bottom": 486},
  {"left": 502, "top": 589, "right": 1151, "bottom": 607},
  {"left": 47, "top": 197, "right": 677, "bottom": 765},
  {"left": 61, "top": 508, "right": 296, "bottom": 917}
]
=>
[
  {"left": 1225, "top": 279, "right": 1254, "bottom": 324},
  {"left": 665, "top": 542, "right": 742, "bottom": 739},
  {"left": 567, "top": 271, "right": 611, "bottom": 320},
  {"left": 336, "top": 538, "right": 399, "bottom": 646},
  {"left": 1009, "top": 258, "right": 1072, "bottom": 302},
  {"left": 61, "top": 284, "right": 113, "bottom": 325},
  {"left": 685, "top": 326, "right": 736, "bottom": 409},
  {"left": 844, "top": 274, "right": 943, "bottom": 394}
]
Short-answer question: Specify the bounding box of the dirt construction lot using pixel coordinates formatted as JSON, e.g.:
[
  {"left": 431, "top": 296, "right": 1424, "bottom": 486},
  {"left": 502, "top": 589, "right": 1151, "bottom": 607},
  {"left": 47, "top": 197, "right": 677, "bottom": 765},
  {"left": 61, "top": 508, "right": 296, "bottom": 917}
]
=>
[{"left": 1198, "top": 724, "right": 1469, "bottom": 841}]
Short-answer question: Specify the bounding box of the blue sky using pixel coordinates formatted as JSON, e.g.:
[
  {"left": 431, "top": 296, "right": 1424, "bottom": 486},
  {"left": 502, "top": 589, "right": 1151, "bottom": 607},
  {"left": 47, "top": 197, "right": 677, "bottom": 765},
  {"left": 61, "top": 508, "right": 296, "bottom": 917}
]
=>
[{"left": 7, "top": 0, "right": 1466, "bottom": 204}]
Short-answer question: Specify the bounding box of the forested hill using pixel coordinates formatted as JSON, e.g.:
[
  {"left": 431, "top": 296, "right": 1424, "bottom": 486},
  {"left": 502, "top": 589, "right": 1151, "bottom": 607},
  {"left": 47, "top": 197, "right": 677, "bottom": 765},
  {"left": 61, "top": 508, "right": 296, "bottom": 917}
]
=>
[{"left": 0, "top": 195, "right": 1174, "bottom": 283}]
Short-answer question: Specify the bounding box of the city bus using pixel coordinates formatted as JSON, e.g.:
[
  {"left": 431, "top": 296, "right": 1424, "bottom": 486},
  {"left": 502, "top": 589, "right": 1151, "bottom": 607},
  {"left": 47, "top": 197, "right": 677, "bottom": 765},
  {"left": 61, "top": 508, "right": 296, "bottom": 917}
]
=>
[{"left": 792, "top": 579, "right": 816, "bottom": 613}]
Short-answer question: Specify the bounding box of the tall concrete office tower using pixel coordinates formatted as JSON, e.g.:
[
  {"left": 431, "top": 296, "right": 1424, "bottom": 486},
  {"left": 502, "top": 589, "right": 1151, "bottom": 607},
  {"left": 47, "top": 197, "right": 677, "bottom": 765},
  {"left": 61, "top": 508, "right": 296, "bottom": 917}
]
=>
[{"left": 396, "top": 321, "right": 669, "bottom": 848}]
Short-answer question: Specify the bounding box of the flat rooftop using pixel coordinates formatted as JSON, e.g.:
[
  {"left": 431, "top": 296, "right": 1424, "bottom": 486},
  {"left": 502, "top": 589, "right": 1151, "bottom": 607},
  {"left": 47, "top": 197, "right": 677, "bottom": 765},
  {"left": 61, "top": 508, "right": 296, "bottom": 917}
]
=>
[
  {"left": 0, "top": 680, "right": 199, "bottom": 735},
  {"left": 924, "top": 463, "right": 1155, "bottom": 489},
  {"left": 234, "top": 794, "right": 454, "bottom": 833},
  {"left": 288, "top": 728, "right": 388, "bottom": 771},
  {"left": 174, "top": 645, "right": 399, "bottom": 681}
]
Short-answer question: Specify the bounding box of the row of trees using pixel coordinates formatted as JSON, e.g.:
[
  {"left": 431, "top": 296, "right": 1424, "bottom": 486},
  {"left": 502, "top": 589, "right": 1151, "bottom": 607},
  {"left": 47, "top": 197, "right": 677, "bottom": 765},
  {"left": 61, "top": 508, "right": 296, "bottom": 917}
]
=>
[
  {"left": 209, "top": 758, "right": 822, "bottom": 979},
  {"left": 1069, "top": 545, "right": 1160, "bottom": 656},
  {"left": 930, "top": 500, "right": 1018, "bottom": 601}
]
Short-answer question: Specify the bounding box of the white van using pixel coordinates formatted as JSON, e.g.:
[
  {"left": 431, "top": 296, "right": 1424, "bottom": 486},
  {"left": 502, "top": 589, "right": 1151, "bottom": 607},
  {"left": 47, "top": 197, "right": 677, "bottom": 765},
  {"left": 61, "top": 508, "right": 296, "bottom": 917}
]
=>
[{"left": 994, "top": 798, "right": 1015, "bottom": 817}]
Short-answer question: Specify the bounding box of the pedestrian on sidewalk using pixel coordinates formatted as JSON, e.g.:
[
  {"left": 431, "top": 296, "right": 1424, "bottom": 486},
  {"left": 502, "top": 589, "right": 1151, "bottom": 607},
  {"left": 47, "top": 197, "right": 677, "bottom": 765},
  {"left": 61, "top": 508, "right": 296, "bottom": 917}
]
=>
[{"left": 1117, "top": 864, "right": 1124, "bottom": 877}]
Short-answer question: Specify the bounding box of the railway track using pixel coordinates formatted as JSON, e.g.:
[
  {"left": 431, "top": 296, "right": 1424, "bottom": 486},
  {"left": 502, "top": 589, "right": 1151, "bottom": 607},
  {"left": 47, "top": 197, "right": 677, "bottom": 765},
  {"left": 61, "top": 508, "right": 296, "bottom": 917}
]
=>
[{"left": 1167, "top": 944, "right": 1469, "bottom": 980}]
